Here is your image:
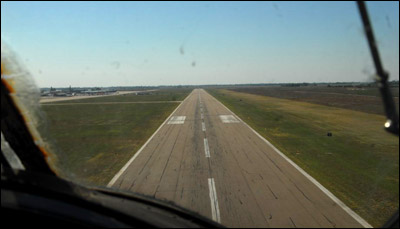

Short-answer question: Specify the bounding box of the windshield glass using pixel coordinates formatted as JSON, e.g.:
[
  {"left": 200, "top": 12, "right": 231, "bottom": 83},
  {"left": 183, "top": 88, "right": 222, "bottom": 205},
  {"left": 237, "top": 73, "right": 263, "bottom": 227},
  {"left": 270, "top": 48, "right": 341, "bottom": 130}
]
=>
[{"left": 1, "top": 1, "right": 399, "bottom": 228}]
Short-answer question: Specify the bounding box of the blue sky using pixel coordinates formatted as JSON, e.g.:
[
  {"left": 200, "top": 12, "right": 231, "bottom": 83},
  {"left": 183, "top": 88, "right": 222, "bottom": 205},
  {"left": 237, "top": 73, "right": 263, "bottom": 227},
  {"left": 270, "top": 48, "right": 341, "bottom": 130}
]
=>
[{"left": 1, "top": 1, "right": 399, "bottom": 87}]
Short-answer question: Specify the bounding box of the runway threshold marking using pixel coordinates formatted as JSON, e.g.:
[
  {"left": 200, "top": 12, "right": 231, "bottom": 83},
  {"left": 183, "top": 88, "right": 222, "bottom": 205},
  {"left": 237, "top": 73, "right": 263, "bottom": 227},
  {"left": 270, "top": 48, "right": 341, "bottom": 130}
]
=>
[
  {"left": 204, "top": 138, "right": 211, "bottom": 158},
  {"left": 219, "top": 115, "right": 240, "bottom": 123},
  {"left": 208, "top": 178, "right": 221, "bottom": 223},
  {"left": 167, "top": 116, "right": 186, "bottom": 124}
]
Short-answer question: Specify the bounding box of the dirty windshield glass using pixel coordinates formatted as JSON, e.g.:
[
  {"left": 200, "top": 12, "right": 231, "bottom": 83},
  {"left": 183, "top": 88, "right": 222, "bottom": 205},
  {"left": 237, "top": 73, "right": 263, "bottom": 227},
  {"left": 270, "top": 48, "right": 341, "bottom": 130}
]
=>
[{"left": 1, "top": 1, "right": 399, "bottom": 228}]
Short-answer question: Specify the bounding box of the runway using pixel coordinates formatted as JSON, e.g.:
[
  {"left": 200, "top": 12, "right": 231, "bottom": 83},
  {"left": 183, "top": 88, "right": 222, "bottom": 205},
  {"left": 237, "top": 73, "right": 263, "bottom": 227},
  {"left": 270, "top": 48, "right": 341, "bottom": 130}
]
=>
[{"left": 109, "top": 89, "right": 370, "bottom": 228}]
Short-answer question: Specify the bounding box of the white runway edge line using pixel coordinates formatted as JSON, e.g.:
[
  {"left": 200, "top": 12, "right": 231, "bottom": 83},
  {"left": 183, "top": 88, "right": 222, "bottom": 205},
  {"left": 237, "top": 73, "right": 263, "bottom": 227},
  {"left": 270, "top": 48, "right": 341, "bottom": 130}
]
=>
[
  {"left": 205, "top": 90, "right": 373, "bottom": 228},
  {"left": 107, "top": 91, "right": 193, "bottom": 187},
  {"left": 204, "top": 138, "right": 211, "bottom": 158},
  {"left": 208, "top": 178, "right": 221, "bottom": 223}
]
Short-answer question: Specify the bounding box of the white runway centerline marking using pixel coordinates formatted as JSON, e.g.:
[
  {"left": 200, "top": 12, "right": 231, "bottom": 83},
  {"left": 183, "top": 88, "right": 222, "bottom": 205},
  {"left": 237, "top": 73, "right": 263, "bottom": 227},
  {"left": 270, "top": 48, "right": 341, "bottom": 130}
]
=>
[
  {"left": 202, "top": 122, "right": 206, "bottom": 131},
  {"left": 204, "top": 138, "right": 210, "bottom": 158},
  {"left": 201, "top": 114, "right": 204, "bottom": 120},
  {"left": 208, "top": 178, "right": 221, "bottom": 223},
  {"left": 167, "top": 116, "right": 186, "bottom": 124},
  {"left": 219, "top": 115, "right": 240, "bottom": 123}
]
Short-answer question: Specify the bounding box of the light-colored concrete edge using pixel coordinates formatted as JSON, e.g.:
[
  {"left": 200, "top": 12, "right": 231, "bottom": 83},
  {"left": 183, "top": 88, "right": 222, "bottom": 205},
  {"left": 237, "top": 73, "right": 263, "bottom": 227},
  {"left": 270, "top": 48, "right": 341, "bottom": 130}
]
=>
[
  {"left": 204, "top": 89, "right": 373, "bottom": 228},
  {"left": 107, "top": 91, "right": 193, "bottom": 187}
]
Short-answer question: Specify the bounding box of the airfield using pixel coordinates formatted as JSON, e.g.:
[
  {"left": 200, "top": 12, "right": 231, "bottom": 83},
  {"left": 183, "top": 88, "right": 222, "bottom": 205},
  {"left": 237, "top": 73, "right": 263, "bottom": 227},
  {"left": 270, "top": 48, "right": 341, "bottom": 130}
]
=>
[
  {"left": 108, "top": 89, "right": 369, "bottom": 228},
  {"left": 41, "top": 86, "right": 399, "bottom": 228}
]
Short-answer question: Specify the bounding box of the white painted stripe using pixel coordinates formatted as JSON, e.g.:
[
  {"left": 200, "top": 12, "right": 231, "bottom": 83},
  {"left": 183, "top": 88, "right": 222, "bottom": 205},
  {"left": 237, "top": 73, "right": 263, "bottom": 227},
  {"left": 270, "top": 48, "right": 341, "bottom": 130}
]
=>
[
  {"left": 219, "top": 115, "right": 240, "bottom": 123},
  {"left": 1, "top": 133, "right": 25, "bottom": 170},
  {"left": 167, "top": 116, "right": 186, "bottom": 124},
  {"left": 208, "top": 178, "right": 221, "bottom": 223},
  {"left": 202, "top": 122, "right": 206, "bottom": 132},
  {"left": 205, "top": 90, "right": 373, "bottom": 228},
  {"left": 107, "top": 91, "right": 193, "bottom": 187},
  {"left": 201, "top": 113, "right": 204, "bottom": 120},
  {"left": 204, "top": 138, "right": 210, "bottom": 158}
]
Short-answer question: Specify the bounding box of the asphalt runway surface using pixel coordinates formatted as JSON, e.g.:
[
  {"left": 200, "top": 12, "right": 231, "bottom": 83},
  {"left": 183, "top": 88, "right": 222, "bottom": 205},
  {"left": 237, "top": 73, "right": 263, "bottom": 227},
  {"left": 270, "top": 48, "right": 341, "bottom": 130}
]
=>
[{"left": 109, "top": 89, "right": 370, "bottom": 228}]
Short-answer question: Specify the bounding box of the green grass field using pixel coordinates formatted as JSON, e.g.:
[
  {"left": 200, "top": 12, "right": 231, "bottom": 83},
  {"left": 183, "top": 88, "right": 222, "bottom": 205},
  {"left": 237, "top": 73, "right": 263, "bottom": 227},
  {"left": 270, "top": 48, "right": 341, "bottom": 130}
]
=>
[
  {"left": 40, "top": 88, "right": 191, "bottom": 186},
  {"left": 207, "top": 88, "right": 399, "bottom": 227}
]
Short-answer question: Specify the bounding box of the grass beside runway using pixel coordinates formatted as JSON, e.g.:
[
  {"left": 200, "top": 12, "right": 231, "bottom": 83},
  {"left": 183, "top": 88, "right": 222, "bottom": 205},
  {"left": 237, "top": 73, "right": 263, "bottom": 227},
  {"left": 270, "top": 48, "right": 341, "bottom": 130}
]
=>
[
  {"left": 207, "top": 88, "right": 399, "bottom": 228},
  {"left": 40, "top": 88, "right": 191, "bottom": 186}
]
